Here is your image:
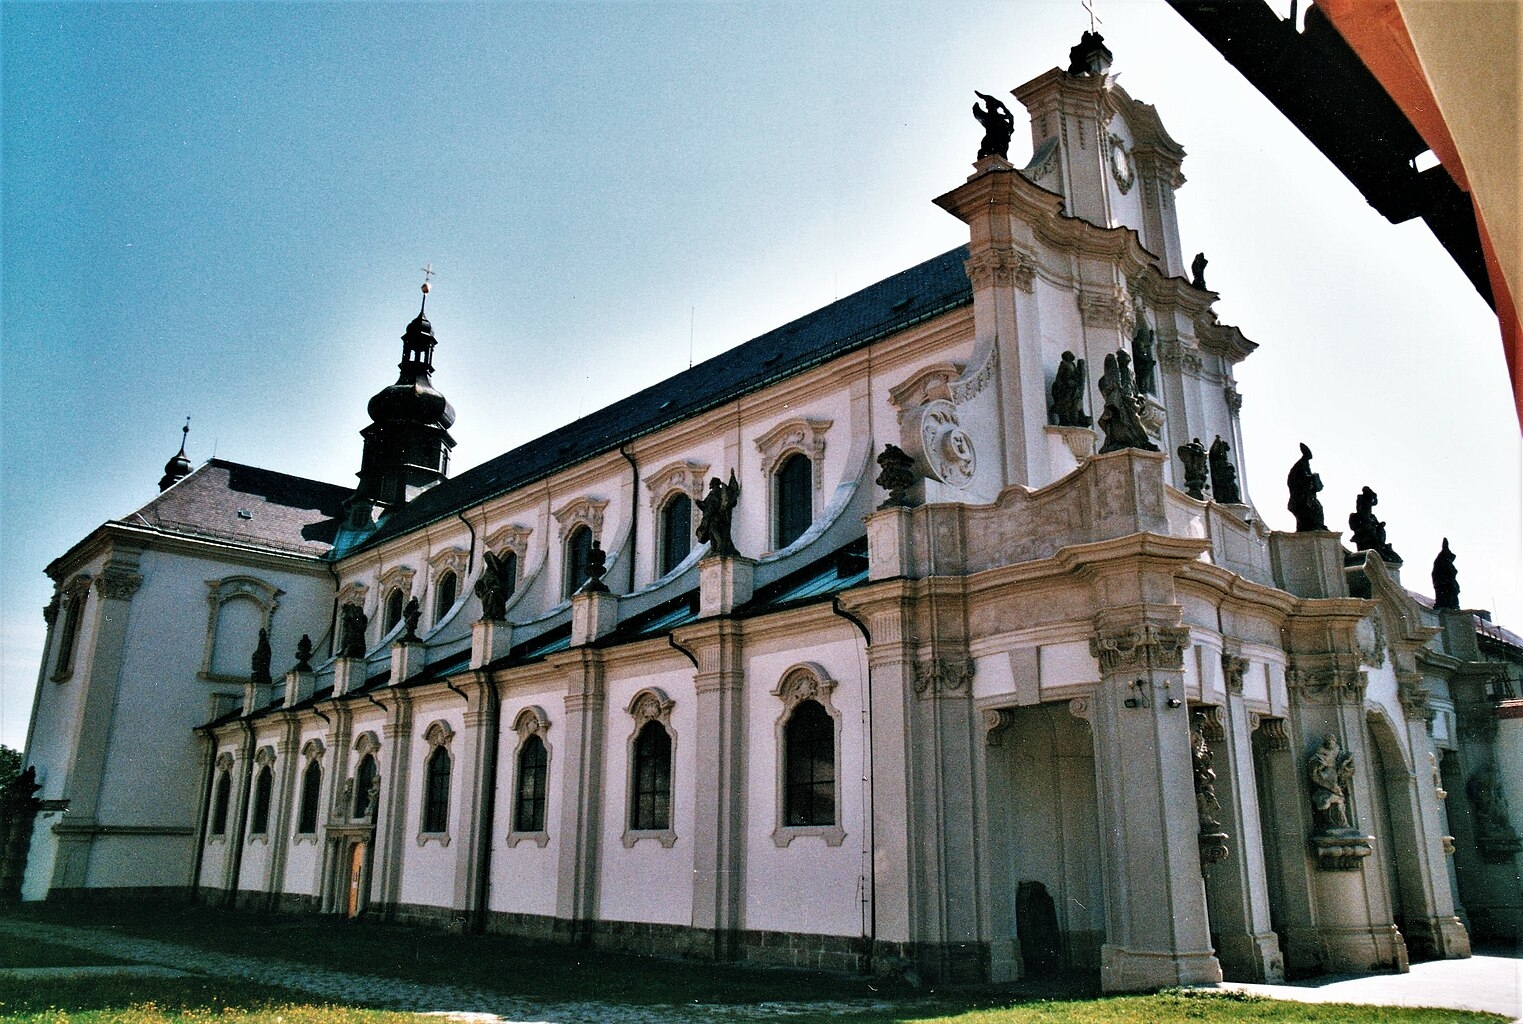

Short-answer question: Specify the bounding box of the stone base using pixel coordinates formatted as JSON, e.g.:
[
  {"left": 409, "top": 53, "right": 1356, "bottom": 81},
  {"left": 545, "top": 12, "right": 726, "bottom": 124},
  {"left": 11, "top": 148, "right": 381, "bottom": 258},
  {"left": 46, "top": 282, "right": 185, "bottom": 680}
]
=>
[
  {"left": 1268, "top": 531, "right": 1347, "bottom": 599},
  {"left": 332, "top": 657, "right": 362, "bottom": 696},
  {"left": 570, "top": 590, "right": 619, "bottom": 645},
  {"left": 1318, "top": 923, "right": 1409, "bottom": 974},
  {"left": 865, "top": 506, "right": 911, "bottom": 581},
  {"left": 390, "top": 642, "right": 426, "bottom": 685},
  {"left": 1310, "top": 831, "right": 1374, "bottom": 871},
  {"left": 1100, "top": 944, "right": 1222, "bottom": 993},
  {"left": 1216, "top": 930, "right": 1285, "bottom": 983},
  {"left": 1402, "top": 915, "right": 1471, "bottom": 961},
  {"left": 470, "top": 620, "right": 512, "bottom": 669},
  {"left": 698, "top": 555, "right": 755, "bottom": 618}
]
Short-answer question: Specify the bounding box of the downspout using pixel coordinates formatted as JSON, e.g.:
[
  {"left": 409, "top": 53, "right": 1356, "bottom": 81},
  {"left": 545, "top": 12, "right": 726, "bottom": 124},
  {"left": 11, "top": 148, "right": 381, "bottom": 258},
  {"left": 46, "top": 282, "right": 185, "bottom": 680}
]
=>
[
  {"left": 618, "top": 446, "right": 639, "bottom": 591},
  {"left": 188, "top": 727, "right": 218, "bottom": 902},
  {"left": 226, "top": 718, "right": 256, "bottom": 910},
  {"left": 456, "top": 509, "right": 477, "bottom": 577},
  {"left": 472, "top": 675, "right": 501, "bottom": 933},
  {"left": 830, "top": 594, "right": 876, "bottom": 971},
  {"left": 667, "top": 633, "right": 700, "bottom": 670}
]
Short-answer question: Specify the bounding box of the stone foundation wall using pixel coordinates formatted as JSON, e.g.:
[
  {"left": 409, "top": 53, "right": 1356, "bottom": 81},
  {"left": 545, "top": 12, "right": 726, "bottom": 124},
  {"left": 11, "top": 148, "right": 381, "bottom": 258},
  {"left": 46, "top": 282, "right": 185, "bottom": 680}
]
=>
[{"left": 48, "top": 885, "right": 194, "bottom": 904}]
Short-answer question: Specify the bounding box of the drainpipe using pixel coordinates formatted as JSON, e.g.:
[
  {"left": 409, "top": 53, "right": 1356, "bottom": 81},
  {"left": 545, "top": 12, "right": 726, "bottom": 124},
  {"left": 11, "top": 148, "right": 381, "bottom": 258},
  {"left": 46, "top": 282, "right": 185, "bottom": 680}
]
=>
[
  {"left": 831, "top": 594, "right": 876, "bottom": 971},
  {"left": 619, "top": 446, "right": 639, "bottom": 591},
  {"left": 456, "top": 509, "right": 477, "bottom": 577}
]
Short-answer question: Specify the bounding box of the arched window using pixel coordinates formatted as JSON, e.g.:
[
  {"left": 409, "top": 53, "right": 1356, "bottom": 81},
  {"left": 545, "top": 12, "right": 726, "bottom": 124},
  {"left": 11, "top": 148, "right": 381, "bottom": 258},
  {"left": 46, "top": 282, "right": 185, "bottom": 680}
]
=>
[
  {"left": 565, "top": 525, "right": 593, "bottom": 597},
  {"left": 210, "top": 770, "right": 232, "bottom": 836},
  {"left": 784, "top": 700, "right": 835, "bottom": 827},
  {"left": 499, "top": 550, "right": 519, "bottom": 600},
  {"left": 514, "top": 734, "right": 549, "bottom": 833},
  {"left": 249, "top": 764, "right": 274, "bottom": 835},
  {"left": 659, "top": 494, "right": 693, "bottom": 576},
  {"left": 630, "top": 720, "right": 672, "bottom": 832},
  {"left": 383, "top": 588, "right": 405, "bottom": 634},
  {"left": 433, "top": 571, "right": 458, "bottom": 622},
  {"left": 52, "top": 584, "right": 88, "bottom": 679},
  {"left": 421, "top": 745, "right": 451, "bottom": 834},
  {"left": 352, "top": 753, "right": 378, "bottom": 820},
  {"left": 297, "top": 759, "right": 322, "bottom": 834},
  {"left": 774, "top": 452, "right": 813, "bottom": 548}
]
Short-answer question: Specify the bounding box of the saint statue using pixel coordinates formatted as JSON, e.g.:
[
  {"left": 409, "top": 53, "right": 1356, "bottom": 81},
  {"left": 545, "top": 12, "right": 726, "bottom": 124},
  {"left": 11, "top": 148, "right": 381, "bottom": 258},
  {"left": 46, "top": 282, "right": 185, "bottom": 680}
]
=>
[
  {"left": 972, "top": 91, "right": 1014, "bottom": 161},
  {"left": 1191, "top": 252, "right": 1208, "bottom": 289},
  {"left": 1097, "top": 350, "right": 1158, "bottom": 453},
  {"left": 580, "top": 539, "right": 610, "bottom": 594},
  {"left": 1308, "top": 733, "right": 1356, "bottom": 834},
  {"left": 475, "top": 551, "right": 513, "bottom": 621},
  {"left": 1130, "top": 300, "right": 1157, "bottom": 396},
  {"left": 1432, "top": 538, "right": 1460, "bottom": 610},
  {"left": 1176, "top": 438, "right": 1209, "bottom": 500},
  {"left": 338, "top": 602, "right": 368, "bottom": 659},
  {"left": 1208, "top": 435, "right": 1241, "bottom": 504},
  {"left": 696, "top": 470, "right": 742, "bottom": 558},
  {"left": 400, "top": 597, "right": 422, "bottom": 642},
  {"left": 1286, "top": 442, "right": 1326, "bottom": 531},
  {"left": 1049, "top": 351, "right": 1091, "bottom": 427},
  {"left": 250, "top": 628, "right": 272, "bottom": 686},
  {"left": 1348, "top": 486, "right": 1400, "bottom": 563}
]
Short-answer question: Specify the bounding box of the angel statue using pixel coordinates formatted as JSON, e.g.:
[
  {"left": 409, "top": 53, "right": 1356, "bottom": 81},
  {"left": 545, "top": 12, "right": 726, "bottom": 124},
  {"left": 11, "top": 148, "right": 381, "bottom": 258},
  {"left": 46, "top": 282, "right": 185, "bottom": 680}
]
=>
[
  {"left": 696, "top": 470, "right": 742, "bottom": 558},
  {"left": 475, "top": 550, "right": 514, "bottom": 621},
  {"left": 972, "top": 91, "right": 1014, "bottom": 161}
]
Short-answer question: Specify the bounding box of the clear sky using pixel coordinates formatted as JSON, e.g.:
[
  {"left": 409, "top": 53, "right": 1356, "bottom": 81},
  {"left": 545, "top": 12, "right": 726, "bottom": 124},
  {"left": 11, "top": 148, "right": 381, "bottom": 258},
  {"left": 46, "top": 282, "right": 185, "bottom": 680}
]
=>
[{"left": 3, "top": 1, "right": 1518, "bottom": 751}]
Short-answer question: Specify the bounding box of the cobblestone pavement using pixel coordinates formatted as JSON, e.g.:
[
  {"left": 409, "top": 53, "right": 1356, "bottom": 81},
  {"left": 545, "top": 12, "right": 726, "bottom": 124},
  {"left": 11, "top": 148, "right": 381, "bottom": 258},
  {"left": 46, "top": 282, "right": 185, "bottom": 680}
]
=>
[{"left": 0, "top": 919, "right": 891, "bottom": 1024}]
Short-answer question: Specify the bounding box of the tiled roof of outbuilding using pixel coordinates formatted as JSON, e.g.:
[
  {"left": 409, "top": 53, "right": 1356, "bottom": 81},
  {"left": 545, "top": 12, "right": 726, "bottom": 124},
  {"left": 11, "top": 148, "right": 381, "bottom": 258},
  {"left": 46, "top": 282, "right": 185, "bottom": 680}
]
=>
[
  {"left": 126, "top": 459, "right": 348, "bottom": 556},
  {"left": 351, "top": 245, "right": 973, "bottom": 554}
]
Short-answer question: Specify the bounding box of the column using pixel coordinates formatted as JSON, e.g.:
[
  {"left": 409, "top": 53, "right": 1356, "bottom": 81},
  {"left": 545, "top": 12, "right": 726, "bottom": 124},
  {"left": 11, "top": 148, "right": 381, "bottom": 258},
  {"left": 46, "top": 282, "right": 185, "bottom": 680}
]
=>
[
  {"left": 451, "top": 674, "right": 498, "bottom": 926},
  {"left": 375, "top": 690, "right": 415, "bottom": 917},
  {"left": 551, "top": 648, "right": 605, "bottom": 943}
]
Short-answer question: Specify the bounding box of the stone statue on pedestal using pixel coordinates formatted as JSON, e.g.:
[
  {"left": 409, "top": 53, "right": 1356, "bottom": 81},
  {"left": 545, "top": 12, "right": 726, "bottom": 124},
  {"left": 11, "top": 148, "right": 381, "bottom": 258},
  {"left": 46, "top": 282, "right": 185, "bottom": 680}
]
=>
[
  {"left": 1131, "top": 318, "right": 1157, "bottom": 397},
  {"left": 875, "top": 444, "right": 918, "bottom": 509},
  {"left": 972, "top": 91, "right": 1014, "bottom": 161},
  {"left": 295, "top": 634, "right": 313, "bottom": 672},
  {"left": 1177, "top": 438, "right": 1209, "bottom": 500},
  {"left": 1432, "top": 538, "right": 1460, "bottom": 610},
  {"left": 400, "top": 597, "right": 422, "bottom": 642},
  {"left": 1097, "top": 350, "right": 1158, "bottom": 453},
  {"left": 250, "top": 628, "right": 272, "bottom": 686},
  {"left": 1348, "top": 486, "right": 1400, "bottom": 562},
  {"left": 475, "top": 551, "right": 513, "bottom": 621},
  {"left": 1050, "top": 351, "right": 1091, "bottom": 427},
  {"left": 1308, "top": 733, "right": 1356, "bottom": 833},
  {"left": 1286, "top": 443, "right": 1326, "bottom": 531},
  {"left": 696, "top": 470, "right": 742, "bottom": 558},
  {"left": 338, "top": 603, "right": 368, "bottom": 659},
  {"left": 580, "top": 539, "right": 610, "bottom": 594},
  {"left": 1208, "top": 435, "right": 1241, "bottom": 504},
  {"left": 1191, "top": 252, "right": 1208, "bottom": 289}
]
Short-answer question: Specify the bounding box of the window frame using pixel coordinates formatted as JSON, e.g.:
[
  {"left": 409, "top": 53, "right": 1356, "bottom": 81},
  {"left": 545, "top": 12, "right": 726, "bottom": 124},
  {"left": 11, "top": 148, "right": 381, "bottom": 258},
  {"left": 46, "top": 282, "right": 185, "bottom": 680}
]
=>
[
  {"left": 773, "top": 451, "right": 814, "bottom": 550},
  {"left": 563, "top": 524, "right": 594, "bottom": 598},
  {"left": 657, "top": 492, "right": 695, "bottom": 577},
  {"left": 199, "top": 576, "right": 283, "bottom": 683},
  {"left": 209, "top": 754, "right": 234, "bottom": 841},
  {"left": 622, "top": 688, "right": 677, "bottom": 849},
  {"left": 418, "top": 721, "right": 454, "bottom": 845},
  {"left": 754, "top": 416, "right": 830, "bottom": 553},
  {"left": 50, "top": 576, "right": 92, "bottom": 681},
  {"left": 433, "top": 570, "right": 458, "bottom": 625},
  {"left": 507, "top": 705, "right": 553, "bottom": 847},
  {"left": 295, "top": 741, "right": 324, "bottom": 841},
  {"left": 350, "top": 732, "right": 382, "bottom": 822},
  {"left": 248, "top": 748, "right": 275, "bottom": 842},
  {"left": 772, "top": 664, "right": 846, "bottom": 848}
]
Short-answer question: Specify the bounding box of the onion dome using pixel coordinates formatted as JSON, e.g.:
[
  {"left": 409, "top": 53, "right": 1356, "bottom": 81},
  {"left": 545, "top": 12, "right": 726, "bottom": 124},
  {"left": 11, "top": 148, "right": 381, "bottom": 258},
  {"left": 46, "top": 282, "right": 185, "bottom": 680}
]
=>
[{"left": 158, "top": 418, "right": 193, "bottom": 492}]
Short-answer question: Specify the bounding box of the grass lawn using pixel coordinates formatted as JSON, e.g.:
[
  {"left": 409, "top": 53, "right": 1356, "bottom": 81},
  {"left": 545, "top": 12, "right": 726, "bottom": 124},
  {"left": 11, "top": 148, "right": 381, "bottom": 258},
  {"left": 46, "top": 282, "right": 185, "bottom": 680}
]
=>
[{"left": 0, "top": 940, "right": 131, "bottom": 970}]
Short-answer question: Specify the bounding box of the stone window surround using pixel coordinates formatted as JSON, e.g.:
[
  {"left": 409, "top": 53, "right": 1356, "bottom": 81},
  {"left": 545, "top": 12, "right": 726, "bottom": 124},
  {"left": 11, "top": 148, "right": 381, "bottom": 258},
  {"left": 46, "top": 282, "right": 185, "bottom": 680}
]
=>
[
  {"left": 506, "top": 705, "right": 553, "bottom": 848},
  {"left": 293, "top": 737, "right": 325, "bottom": 845},
  {"left": 348, "top": 731, "right": 383, "bottom": 822},
  {"left": 622, "top": 687, "right": 678, "bottom": 849},
  {"left": 483, "top": 524, "right": 531, "bottom": 609},
  {"left": 377, "top": 566, "right": 417, "bottom": 638},
  {"left": 417, "top": 720, "right": 454, "bottom": 847},
  {"left": 553, "top": 498, "right": 608, "bottom": 598},
  {"left": 754, "top": 417, "right": 831, "bottom": 551},
  {"left": 428, "top": 548, "right": 469, "bottom": 625},
  {"left": 771, "top": 663, "right": 847, "bottom": 848},
  {"left": 199, "top": 576, "right": 283, "bottom": 683},
  {"left": 248, "top": 745, "right": 277, "bottom": 845},
  {"left": 646, "top": 460, "right": 708, "bottom": 579},
  {"left": 208, "top": 751, "right": 235, "bottom": 844},
  {"left": 49, "top": 574, "right": 93, "bottom": 682}
]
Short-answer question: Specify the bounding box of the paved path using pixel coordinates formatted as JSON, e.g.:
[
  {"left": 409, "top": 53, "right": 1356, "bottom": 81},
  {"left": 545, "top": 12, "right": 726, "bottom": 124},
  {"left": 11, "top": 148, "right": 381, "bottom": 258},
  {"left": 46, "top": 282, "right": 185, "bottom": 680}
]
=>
[
  {"left": 0, "top": 919, "right": 886, "bottom": 1024},
  {"left": 1218, "top": 951, "right": 1523, "bottom": 1022}
]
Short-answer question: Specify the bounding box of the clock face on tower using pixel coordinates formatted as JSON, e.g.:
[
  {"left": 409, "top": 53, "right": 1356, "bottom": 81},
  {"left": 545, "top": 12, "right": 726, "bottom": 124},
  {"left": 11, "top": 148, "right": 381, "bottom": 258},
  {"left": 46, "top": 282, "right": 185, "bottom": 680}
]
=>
[{"left": 1108, "top": 133, "right": 1135, "bottom": 194}]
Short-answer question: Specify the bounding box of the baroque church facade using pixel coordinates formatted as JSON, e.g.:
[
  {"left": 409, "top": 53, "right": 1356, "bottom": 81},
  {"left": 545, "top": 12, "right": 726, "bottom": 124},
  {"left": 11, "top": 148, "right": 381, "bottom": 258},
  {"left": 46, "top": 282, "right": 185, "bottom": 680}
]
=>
[{"left": 12, "top": 35, "right": 1523, "bottom": 992}]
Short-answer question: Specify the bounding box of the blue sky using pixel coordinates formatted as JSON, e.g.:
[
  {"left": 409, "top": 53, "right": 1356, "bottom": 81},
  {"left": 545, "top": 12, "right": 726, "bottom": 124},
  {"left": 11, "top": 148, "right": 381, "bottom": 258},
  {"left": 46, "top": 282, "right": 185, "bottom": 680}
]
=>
[{"left": 3, "top": 1, "right": 1518, "bottom": 751}]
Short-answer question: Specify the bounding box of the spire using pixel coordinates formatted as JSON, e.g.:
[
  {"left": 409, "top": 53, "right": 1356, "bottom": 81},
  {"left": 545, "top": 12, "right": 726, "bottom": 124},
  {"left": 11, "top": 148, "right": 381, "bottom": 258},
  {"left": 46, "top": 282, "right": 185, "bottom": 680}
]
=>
[
  {"left": 158, "top": 417, "right": 192, "bottom": 492},
  {"left": 345, "top": 272, "right": 457, "bottom": 525}
]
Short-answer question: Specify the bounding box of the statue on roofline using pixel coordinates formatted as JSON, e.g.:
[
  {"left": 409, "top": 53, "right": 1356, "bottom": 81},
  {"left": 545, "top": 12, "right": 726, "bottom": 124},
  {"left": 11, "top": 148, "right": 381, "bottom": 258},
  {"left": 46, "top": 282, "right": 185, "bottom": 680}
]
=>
[
  {"left": 294, "top": 634, "right": 313, "bottom": 672},
  {"left": 250, "top": 628, "right": 272, "bottom": 686},
  {"left": 1348, "top": 486, "right": 1400, "bottom": 563},
  {"left": 1191, "top": 252, "right": 1209, "bottom": 289},
  {"left": 875, "top": 444, "right": 918, "bottom": 509},
  {"left": 1286, "top": 443, "right": 1326, "bottom": 532},
  {"left": 1177, "top": 438, "right": 1209, "bottom": 500},
  {"left": 475, "top": 551, "right": 513, "bottom": 622},
  {"left": 696, "top": 470, "right": 742, "bottom": 558},
  {"left": 1049, "top": 351, "right": 1091, "bottom": 428},
  {"left": 1209, "top": 435, "right": 1241, "bottom": 504},
  {"left": 400, "top": 597, "right": 422, "bottom": 642},
  {"left": 1432, "top": 538, "right": 1460, "bottom": 610},
  {"left": 579, "top": 539, "right": 610, "bottom": 594},
  {"left": 1096, "top": 349, "right": 1157, "bottom": 453},
  {"left": 338, "top": 603, "right": 368, "bottom": 659},
  {"left": 972, "top": 91, "right": 1014, "bottom": 161}
]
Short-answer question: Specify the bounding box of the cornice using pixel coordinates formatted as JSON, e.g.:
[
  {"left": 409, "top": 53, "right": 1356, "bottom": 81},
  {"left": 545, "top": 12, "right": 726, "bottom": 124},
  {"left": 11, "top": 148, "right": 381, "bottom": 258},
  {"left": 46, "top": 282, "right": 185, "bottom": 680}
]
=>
[{"left": 46, "top": 520, "right": 328, "bottom": 582}]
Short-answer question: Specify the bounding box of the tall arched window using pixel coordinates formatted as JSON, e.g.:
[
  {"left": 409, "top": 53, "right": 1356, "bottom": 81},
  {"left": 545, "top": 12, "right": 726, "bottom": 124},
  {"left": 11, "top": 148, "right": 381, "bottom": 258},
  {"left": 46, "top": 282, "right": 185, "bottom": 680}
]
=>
[
  {"left": 383, "top": 588, "right": 405, "bottom": 633},
  {"left": 565, "top": 526, "right": 593, "bottom": 597},
  {"left": 297, "top": 759, "right": 322, "bottom": 834},
  {"left": 630, "top": 720, "right": 672, "bottom": 832},
  {"left": 421, "top": 745, "right": 451, "bottom": 834},
  {"left": 659, "top": 494, "right": 693, "bottom": 576},
  {"left": 433, "top": 571, "right": 458, "bottom": 622},
  {"left": 774, "top": 452, "right": 813, "bottom": 549},
  {"left": 514, "top": 734, "right": 548, "bottom": 833},
  {"left": 249, "top": 764, "right": 274, "bottom": 835},
  {"left": 52, "top": 584, "right": 88, "bottom": 679},
  {"left": 210, "top": 770, "right": 232, "bottom": 835},
  {"left": 352, "top": 753, "right": 378, "bottom": 820},
  {"left": 784, "top": 700, "right": 835, "bottom": 827},
  {"left": 499, "top": 550, "right": 519, "bottom": 600}
]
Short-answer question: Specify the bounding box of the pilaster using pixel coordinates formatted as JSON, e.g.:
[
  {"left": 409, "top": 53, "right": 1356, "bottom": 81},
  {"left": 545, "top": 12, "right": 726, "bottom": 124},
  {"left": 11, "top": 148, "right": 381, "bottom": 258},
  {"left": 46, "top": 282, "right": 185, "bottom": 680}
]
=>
[
  {"left": 672, "top": 618, "right": 747, "bottom": 958},
  {"left": 375, "top": 689, "right": 414, "bottom": 916},
  {"left": 450, "top": 676, "right": 494, "bottom": 924},
  {"left": 550, "top": 648, "right": 606, "bottom": 939},
  {"left": 265, "top": 715, "right": 302, "bottom": 907}
]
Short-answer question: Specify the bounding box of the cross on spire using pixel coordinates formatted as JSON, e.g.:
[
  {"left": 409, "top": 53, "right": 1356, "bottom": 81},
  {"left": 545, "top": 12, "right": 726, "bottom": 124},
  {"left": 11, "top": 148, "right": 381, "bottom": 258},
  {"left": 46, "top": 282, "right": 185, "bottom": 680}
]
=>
[
  {"left": 1082, "top": 0, "right": 1103, "bottom": 33},
  {"left": 419, "top": 263, "right": 435, "bottom": 313}
]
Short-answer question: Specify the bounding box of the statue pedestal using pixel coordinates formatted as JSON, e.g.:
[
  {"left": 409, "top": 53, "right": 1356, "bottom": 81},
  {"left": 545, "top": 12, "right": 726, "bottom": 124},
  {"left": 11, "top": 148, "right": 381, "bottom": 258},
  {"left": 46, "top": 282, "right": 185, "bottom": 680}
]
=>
[
  {"left": 571, "top": 590, "right": 619, "bottom": 646},
  {"left": 332, "top": 657, "right": 362, "bottom": 696},
  {"left": 390, "top": 641, "right": 426, "bottom": 685},
  {"left": 865, "top": 506, "right": 911, "bottom": 581},
  {"left": 242, "top": 681, "right": 269, "bottom": 717},
  {"left": 1044, "top": 424, "right": 1096, "bottom": 475},
  {"left": 1310, "top": 829, "right": 1374, "bottom": 871},
  {"left": 699, "top": 555, "right": 755, "bottom": 618},
  {"left": 470, "top": 620, "right": 512, "bottom": 670},
  {"left": 1269, "top": 531, "right": 1347, "bottom": 599},
  {"left": 283, "top": 669, "right": 315, "bottom": 707}
]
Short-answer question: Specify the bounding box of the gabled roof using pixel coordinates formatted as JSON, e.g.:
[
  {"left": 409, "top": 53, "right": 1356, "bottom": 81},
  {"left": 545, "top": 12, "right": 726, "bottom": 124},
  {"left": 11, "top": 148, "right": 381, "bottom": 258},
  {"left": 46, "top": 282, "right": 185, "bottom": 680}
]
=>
[
  {"left": 124, "top": 458, "right": 348, "bottom": 557},
  {"left": 351, "top": 246, "right": 974, "bottom": 554}
]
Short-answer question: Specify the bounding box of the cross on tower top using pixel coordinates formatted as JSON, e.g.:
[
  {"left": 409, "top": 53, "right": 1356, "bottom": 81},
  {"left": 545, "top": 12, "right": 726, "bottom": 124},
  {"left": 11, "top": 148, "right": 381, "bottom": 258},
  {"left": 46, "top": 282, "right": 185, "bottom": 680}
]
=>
[{"left": 1082, "top": 0, "right": 1103, "bottom": 33}]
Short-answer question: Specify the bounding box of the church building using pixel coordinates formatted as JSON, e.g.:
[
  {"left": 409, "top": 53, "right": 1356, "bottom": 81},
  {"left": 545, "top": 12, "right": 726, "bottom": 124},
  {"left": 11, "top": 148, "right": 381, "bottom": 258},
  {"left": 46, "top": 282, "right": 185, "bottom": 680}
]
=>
[{"left": 11, "top": 34, "right": 1521, "bottom": 993}]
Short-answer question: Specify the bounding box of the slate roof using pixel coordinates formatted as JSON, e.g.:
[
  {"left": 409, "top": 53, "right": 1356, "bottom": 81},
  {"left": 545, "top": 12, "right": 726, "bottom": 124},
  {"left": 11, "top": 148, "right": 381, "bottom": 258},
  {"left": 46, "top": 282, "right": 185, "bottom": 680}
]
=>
[
  {"left": 351, "top": 246, "right": 973, "bottom": 554},
  {"left": 124, "top": 458, "right": 349, "bottom": 557}
]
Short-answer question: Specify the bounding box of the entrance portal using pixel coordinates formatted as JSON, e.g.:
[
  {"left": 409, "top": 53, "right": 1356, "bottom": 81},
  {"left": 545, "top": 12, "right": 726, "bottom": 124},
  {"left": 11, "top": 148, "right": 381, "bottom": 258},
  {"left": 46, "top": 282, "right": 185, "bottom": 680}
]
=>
[{"left": 346, "top": 841, "right": 366, "bottom": 918}]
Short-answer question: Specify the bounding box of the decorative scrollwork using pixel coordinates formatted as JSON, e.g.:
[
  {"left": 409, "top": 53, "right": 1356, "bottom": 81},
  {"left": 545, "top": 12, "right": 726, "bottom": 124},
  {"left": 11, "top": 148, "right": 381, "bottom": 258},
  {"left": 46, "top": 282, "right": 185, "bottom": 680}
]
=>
[{"left": 1089, "top": 624, "right": 1190, "bottom": 674}]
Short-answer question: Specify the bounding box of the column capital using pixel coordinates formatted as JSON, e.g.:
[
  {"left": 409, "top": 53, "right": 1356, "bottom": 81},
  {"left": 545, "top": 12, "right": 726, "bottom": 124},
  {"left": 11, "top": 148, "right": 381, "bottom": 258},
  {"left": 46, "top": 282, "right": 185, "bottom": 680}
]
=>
[
  {"left": 1090, "top": 623, "right": 1190, "bottom": 674},
  {"left": 94, "top": 565, "right": 143, "bottom": 601}
]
